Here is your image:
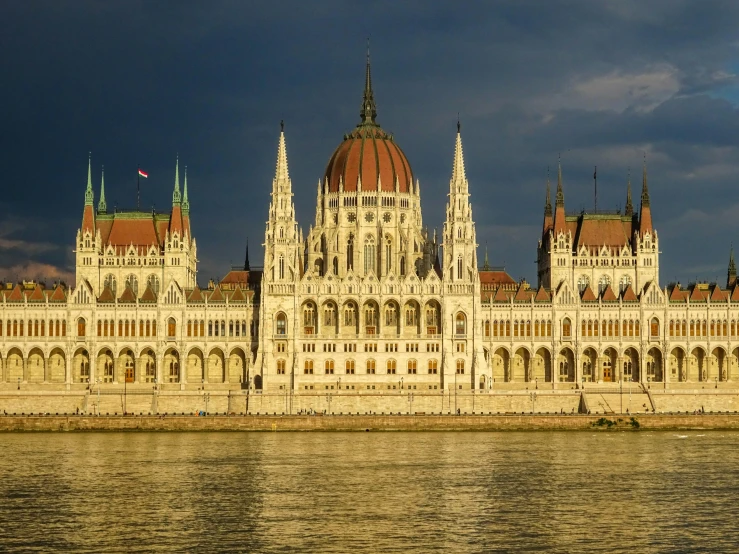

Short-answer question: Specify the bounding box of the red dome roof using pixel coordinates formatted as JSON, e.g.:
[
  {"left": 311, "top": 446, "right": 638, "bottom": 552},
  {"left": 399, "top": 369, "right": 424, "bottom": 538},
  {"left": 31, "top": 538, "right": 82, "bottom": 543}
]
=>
[{"left": 324, "top": 124, "right": 413, "bottom": 193}]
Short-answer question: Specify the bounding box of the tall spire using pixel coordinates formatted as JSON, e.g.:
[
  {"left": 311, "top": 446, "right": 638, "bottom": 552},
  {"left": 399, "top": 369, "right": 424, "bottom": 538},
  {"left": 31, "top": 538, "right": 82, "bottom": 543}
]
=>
[
  {"left": 483, "top": 242, "right": 490, "bottom": 271},
  {"left": 98, "top": 165, "right": 107, "bottom": 214},
  {"left": 172, "top": 156, "right": 182, "bottom": 205},
  {"left": 542, "top": 167, "right": 553, "bottom": 235},
  {"left": 451, "top": 119, "right": 467, "bottom": 186},
  {"left": 244, "top": 237, "right": 250, "bottom": 271},
  {"left": 84, "top": 152, "right": 93, "bottom": 205},
  {"left": 275, "top": 122, "right": 290, "bottom": 182},
  {"left": 359, "top": 40, "right": 377, "bottom": 125},
  {"left": 553, "top": 156, "right": 567, "bottom": 235},
  {"left": 182, "top": 166, "right": 189, "bottom": 213},
  {"left": 639, "top": 155, "right": 653, "bottom": 234},
  {"left": 555, "top": 156, "right": 564, "bottom": 207},
  {"left": 728, "top": 244, "right": 737, "bottom": 288},
  {"left": 624, "top": 169, "right": 633, "bottom": 217},
  {"left": 641, "top": 155, "right": 650, "bottom": 207}
]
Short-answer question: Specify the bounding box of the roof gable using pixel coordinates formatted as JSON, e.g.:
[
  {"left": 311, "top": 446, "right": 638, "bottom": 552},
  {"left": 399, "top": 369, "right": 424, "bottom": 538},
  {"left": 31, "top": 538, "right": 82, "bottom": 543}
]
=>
[
  {"left": 187, "top": 286, "right": 204, "bottom": 303},
  {"left": 230, "top": 286, "right": 247, "bottom": 302},
  {"left": 710, "top": 285, "right": 727, "bottom": 302},
  {"left": 118, "top": 284, "right": 137, "bottom": 303},
  {"left": 580, "top": 284, "right": 597, "bottom": 302},
  {"left": 514, "top": 284, "right": 529, "bottom": 302},
  {"left": 689, "top": 286, "right": 706, "bottom": 302},
  {"left": 49, "top": 285, "right": 67, "bottom": 302},
  {"left": 139, "top": 283, "right": 157, "bottom": 302},
  {"left": 600, "top": 284, "right": 618, "bottom": 302},
  {"left": 493, "top": 287, "right": 509, "bottom": 302},
  {"left": 534, "top": 286, "right": 551, "bottom": 302},
  {"left": 621, "top": 284, "right": 638, "bottom": 302},
  {"left": 7, "top": 284, "right": 24, "bottom": 302},
  {"left": 97, "top": 285, "right": 115, "bottom": 303},
  {"left": 28, "top": 284, "right": 45, "bottom": 302},
  {"left": 208, "top": 285, "right": 225, "bottom": 302}
]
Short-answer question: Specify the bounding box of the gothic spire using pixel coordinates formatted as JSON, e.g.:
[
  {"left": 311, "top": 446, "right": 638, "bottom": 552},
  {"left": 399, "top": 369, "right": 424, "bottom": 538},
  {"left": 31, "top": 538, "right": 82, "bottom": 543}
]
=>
[
  {"left": 182, "top": 166, "right": 189, "bottom": 213},
  {"left": 483, "top": 242, "right": 491, "bottom": 271},
  {"left": 172, "top": 156, "right": 182, "bottom": 205},
  {"left": 544, "top": 167, "right": 552, "bottom": 217},
  {"left": 451, "top": 120, "right": 467, "bottom": 187},
  {"left": 98, "top": 165, "right": 107, "bottom": 214},
  {"left": 556, "top": 156, "right": 564, "bottom": 207},
  {"left": 244, "top": 237, "right": 250, "bottom": 271},
  {"left": 641, "top": 156, "right": 650, "bottom": 207},
  {"left": 275, "top": 124, "right": 290, "bottom": 183},
  {"left": 624, "top": 169, "right": 633, "bottom": 217},
  {"left": 84, "top": 152, "right": 93, "bottom": 205},
  {"left": 359, "top": 42, "right": 377, "bottom": 125},
  {"left": 639, "top": 155, "right": 653, "bottom": 234}
]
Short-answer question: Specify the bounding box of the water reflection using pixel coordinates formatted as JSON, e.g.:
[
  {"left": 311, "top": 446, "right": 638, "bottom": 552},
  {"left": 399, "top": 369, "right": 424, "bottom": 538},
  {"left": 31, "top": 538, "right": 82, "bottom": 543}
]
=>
[{"left": 0, "top": 432, "right": 738, "bottom": 553}]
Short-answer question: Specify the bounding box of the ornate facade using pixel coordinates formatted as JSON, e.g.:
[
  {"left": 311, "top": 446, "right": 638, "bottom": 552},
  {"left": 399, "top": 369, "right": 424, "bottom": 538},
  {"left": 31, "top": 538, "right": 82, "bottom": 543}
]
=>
[{"left": 2, "top": 58, "right": 739, "bottom": 402}]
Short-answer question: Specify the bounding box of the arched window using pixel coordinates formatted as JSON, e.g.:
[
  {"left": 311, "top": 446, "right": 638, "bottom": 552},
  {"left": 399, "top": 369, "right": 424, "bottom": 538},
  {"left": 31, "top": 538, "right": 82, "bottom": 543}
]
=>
[
  {"left": 147, "top": 275, "right": 160, "bottom": 295},
  {"left": 484, "top": 320, "right": 490, "bottom": 337},
  {"left": 344, "top": 303, "right": 357, "bottom": 327},
  {"left": 279, "top": 255, "right": 285, "bottom": 279},
  {"left": 619, "top": 275, "right": 632, "bottom": 293},
  {"left": 455, "top": 312, "right": 466, "bottom": 336},
  {"left": 650, "top": 318, "right": 660, "bottom": 337},
  {"left": 400, "top": 256, "right": 406, "bottom": 276},
  {"left": 456, "top": 359, "right": 465, "bottom": 374},
  {"left": 386, "top": 359, "right": 396, "bottom": 374},
  {"left": 577, "top": 275, "right": 589, "bottom": 294},
  {"left": 385, "top": 304, "right": 398, "bottom": 327},
  {"left": 457, "top": 256, "right": 463, "bottom": 280},
  {"left": 364, "top": 235, "right": 376, "bottom": 274},
  {"left": 275, "top": 313, "right": 287, "bottom": 335},
  {"left": 104, "top": 274, "right": 117, "bottom": 295},
  {"left": 325, "top": 360, "right": 334, "bottom": 374},
  {"left": 276, "top": 359, "right": 286, "bottom": 374},
  {"left": 332, "top": 256, "right": 338, "bottom": 275},
  {"left": 304, "top": 360, "right": 314, "bottom": 374},
  {"left": 385, "top": 236, "right": 392, "bottom": 274},
  {"left": 303, "top": 303, "right": 316, "bottom": 335},
  {"left": 345, "top": 360, "right": 355, "bottom": 374},
  {"left": 77, "top": 318, "right": 86, "bottom": 337},
  {"left": 407, "top": 360, "right": 417, "bottom": 374},
  {"left": 324, "top": 304, "right": 337, "bottom": 327},
  {"left": 428, "top": 359, "right": 438, "bottom": 374},
  {"left": 167, "top": 317, "right": 176, "bottom": 338},
  {"left": 126, "top": 274, "right": 138, "bottom": 295},
  {"left": 347, "top": 234, "right": 354, "bottom": 271},
  {"left": 562, "top": 318, "right": 571, "bottom": 338},
  {"left": 366, "top": 359, "right": 376, "bottom": 374},
  {"left": 598, "top": 275, "right": 611, "bottom": 295}
]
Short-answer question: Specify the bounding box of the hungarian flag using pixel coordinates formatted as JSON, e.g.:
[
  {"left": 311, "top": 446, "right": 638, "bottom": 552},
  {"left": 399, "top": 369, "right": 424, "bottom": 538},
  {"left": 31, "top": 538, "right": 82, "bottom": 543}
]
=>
[{"left": 138, "top": 169, "right": 148, "bottom": 178}]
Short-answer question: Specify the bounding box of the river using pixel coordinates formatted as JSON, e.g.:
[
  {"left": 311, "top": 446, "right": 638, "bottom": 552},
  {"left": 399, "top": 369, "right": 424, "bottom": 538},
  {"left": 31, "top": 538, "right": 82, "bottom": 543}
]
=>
[{"left": 0, "top": 431, "right": 737, "bottom": 553}]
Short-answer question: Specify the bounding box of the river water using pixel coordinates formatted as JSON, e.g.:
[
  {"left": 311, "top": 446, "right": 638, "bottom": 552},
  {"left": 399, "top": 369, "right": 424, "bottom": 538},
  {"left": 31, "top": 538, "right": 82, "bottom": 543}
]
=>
[{"left": 0, "top": 431, "right": 737, "bottom": 553}]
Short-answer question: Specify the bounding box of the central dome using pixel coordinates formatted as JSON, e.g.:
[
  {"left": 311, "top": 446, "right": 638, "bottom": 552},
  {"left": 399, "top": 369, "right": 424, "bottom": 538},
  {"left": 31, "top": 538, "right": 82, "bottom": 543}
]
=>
[{"left": 323, "top": 55, "right": 413, "bottom": 194}]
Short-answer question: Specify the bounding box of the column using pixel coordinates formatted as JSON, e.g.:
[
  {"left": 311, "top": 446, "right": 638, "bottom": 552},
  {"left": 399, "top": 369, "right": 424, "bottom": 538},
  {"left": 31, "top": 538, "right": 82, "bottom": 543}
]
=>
[
  {"left": 89, "top": 355, "right": 96, "bottom": 387},
  {"left": 156, "top": 352, "right": 164, "bottom": 386}
]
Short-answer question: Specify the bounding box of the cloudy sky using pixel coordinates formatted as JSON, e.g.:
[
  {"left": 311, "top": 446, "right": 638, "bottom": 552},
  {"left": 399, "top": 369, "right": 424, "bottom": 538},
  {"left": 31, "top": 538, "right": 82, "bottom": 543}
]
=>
[{"left": 2, "top": 1, "right": 739, "bottom": 287}]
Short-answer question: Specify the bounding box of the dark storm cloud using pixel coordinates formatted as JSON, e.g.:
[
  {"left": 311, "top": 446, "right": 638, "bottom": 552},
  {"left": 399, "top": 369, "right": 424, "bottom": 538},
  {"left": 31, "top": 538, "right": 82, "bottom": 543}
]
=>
[{"left": 1, "top": 1, "right": 739, "bottom": 286}]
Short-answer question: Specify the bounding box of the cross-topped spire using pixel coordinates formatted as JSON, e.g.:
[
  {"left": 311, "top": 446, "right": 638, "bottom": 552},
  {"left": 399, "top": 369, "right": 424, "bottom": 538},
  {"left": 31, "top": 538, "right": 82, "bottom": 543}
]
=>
[
  {"left": 641, "top": 155, "right": 650, "bottom": 207},
  {"left": 172, "top": 156, "right": 182, "bottom": 205},
  {"left": 359, "top": 41, "right": 378, "bottom": 125},
  {"left": 275, "top": 124, "right": 290, "bottom": 182},
  {"left": 98, "top": 165, "right": 107, "bottom": 214},
  {"left": 182, "top": 166, "right": 189, "bottom": 213},
  {"left": 555, "top": 155, "right": 564, "bottom": 206},
  {"left": 84, "top": 152, "right": 94, "bottom": 205}
]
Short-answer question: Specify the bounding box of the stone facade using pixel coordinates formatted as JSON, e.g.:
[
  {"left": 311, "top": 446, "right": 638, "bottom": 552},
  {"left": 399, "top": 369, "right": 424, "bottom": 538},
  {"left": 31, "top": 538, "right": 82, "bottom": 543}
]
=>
[{"left": 2, "top": 59, "right": 739, "bottom": 413}]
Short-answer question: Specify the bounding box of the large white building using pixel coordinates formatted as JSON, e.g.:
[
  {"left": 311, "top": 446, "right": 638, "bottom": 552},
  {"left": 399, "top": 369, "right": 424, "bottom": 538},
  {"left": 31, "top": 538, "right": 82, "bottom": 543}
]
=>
[{"left": 1, "top": 57, "right": 739, "bottom": 402}]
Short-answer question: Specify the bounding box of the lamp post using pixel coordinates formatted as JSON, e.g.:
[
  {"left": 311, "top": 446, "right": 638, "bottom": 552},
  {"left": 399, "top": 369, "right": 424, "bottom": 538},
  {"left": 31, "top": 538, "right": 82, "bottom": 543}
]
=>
[
  {"left": 326, "top": 393, "right": 332, "bottom": 414},
  {"left": 535, "top": 377, "right": 538, "bottom": 390},
  {"left": 204, "top": 392, "right": 210, "bottom": 415},
  {"left": 17, "top": 377, "right": 20, "bottom": 391},
  {"left": 246, "top": 376, "right": 251, "bottom": 414},
  {"left": 337, "top": 377, "right": 341, "bottom": 391},
  {"left": 715, "top": 376, "right": 718, "bottom": 389},
  {"left": 408, "top": 392, "right": 414, "bottom": 414},
  {"left": 97, "top": 378, "right": 101, "bottom": 416},
  {"left": 400, "top": 377, "right": 404, "bottom": 390},
  {"left": 530, "top": 391, "right": 537, "bottom": 414}
]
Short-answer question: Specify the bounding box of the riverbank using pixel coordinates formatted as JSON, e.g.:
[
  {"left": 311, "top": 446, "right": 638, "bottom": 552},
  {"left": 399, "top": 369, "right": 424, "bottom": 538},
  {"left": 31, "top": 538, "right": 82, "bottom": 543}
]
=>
[{"left": 1, "top": 413, "right": 738, "bottom": 432}]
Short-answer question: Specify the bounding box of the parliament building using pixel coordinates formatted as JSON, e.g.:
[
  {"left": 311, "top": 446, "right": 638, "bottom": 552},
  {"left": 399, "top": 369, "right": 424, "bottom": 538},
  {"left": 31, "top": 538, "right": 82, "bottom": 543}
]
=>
[{"left": 2, "top": 58, "right": 739, "bottom": 413}]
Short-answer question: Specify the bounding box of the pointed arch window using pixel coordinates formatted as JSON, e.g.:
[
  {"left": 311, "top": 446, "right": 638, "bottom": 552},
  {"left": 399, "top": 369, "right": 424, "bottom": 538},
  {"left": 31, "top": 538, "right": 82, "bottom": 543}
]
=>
[
  {"left": 385, "top": 236, "right": 392, "bottom": 274},
  {"left": 364, "top": 235, "right": 376, "bottom": 274},
  {"left": 457, "top": 256, "right": 463, "bottom": 280},
  {"left": 147, "top": 275, "right": 160, "bottom": 295},
  {"left": 104, "top": 274, "right": 117, "bottom": 295},
  {"left": 278, "top": 255, "right": 285, "bottom": 280},
  {"left": 347, "top": 234, "right": 354, "bottom": 271},
  {"left": 126, "top": 274, "right": 138, "bottom": 295}
]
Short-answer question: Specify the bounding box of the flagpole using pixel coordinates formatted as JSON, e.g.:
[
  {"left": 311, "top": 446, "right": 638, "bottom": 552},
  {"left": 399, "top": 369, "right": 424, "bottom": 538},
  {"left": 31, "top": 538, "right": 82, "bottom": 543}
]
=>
[{"left": 137, "top": 164, "right": 140, "bottom": 211}]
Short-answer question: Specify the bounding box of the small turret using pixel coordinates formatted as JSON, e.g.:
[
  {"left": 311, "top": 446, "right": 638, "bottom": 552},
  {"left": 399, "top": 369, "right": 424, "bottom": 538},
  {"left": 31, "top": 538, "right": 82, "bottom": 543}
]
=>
[
  {"left": 97, "top": 165, "right": 107, "bottom": 214},
  {"left": 728, "top": 246, "right": 737, "bottom": 289}
]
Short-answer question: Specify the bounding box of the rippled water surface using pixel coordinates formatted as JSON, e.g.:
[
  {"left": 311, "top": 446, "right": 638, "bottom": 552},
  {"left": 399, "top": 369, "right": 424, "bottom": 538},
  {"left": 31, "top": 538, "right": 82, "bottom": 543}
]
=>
[{"left": 1, "top": 431, "right": 738, "bottom": 553}]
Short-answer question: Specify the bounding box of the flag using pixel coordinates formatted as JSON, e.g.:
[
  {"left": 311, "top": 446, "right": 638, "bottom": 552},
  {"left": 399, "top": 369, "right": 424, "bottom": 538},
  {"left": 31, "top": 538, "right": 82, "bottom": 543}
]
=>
[{"left": 138, "top": 169, "right": 148, "bottom": 178}]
